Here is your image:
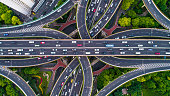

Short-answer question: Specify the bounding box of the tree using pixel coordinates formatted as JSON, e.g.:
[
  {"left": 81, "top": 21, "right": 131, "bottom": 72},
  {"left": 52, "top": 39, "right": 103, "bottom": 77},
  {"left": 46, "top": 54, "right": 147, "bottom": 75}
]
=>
[
  {"left": 6, "top": 85, "right": 19, "bottom": 96},
  {"left": 1, "top": 10, "right": 12, "bottom": 24},
  {"left": 118, "top": 17, "right": 131, "bottom": 27},
  {"left": 144, "top": 80, "right": 156, "bottom": 89},
  {"left": 24, "top": 67, "right": 40, "bottom": 75},
  {"left": 0, "top": 79, "right": 6, "bottom": 87},
  {"left": 126, "top": 10, "right": 137, "bottom": 18},
  {"left": 121, "top": 0, "right": 135, "bottom": 10},
  {"left": 137, "top": 77, "right": 146, "bottom": 82},
  {"left": 0, "top": 87, "right": 5, "bottom": 96},
  {"left": 12, "top": 16, "right": 22, "bottom": 25}
]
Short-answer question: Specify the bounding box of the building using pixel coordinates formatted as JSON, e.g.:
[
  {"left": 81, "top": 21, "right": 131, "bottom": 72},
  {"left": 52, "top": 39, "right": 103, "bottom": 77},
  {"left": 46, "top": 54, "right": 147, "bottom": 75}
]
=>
[{"left": 0, "top": 0, "right": 35, "bottom": 16}]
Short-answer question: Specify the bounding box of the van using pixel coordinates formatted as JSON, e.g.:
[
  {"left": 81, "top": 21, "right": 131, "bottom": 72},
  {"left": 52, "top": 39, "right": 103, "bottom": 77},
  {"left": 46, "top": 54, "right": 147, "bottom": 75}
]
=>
[{"left": 136, "top": 52, "right": 141, "bottom": 55}]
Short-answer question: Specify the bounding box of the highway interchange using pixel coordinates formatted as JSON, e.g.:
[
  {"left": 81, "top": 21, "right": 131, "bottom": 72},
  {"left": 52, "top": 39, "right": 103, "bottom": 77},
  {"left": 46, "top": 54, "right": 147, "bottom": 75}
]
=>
[{"left": 0, "top": 0, "right": 169, "bottom": 96}]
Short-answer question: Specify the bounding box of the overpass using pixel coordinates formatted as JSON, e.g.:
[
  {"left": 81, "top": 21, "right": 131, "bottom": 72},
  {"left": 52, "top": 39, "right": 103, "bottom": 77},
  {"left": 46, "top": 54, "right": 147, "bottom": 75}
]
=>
[{"left": 0, "top": 39, "right": 170, "bottom": 56}]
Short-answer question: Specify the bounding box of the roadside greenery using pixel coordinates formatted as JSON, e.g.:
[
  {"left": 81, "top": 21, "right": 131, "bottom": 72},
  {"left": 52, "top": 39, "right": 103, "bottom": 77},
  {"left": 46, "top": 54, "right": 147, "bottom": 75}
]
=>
[
  {"left": 0, "top": 75, "right": 23, "bottom": 96},
  {"left": 15, "top": 67, "right": 52, "bottom": 95},
  {"left": 0, "top": 3, "right": 22, "bottom": 26},
  {"left": 118, "top": 0, "right": 161, "bottom": 28},
  {"left": 153, "top": 0, "right": 170, "bottom": 19},
  {"left": 111, "top": 71, "right": 170, "bottom": 96},
  {"left": 97, "top": 67, "right": 134, "bottom": 90}
]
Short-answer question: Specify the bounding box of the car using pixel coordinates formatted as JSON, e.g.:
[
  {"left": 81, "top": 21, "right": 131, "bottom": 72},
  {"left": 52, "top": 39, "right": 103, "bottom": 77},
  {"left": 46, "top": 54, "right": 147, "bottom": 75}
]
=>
[
  {"left": 155, "top": 52, "right": 160, "bottom": 55},
  {"left": 153, "top": 45, "right": 157, "bottom": 47},
  {"left": 122, "top": 41, "right": 127, "bottom": 43},
  {"left": 148, "top": 49, "right": 152, "bottom": 51},
  {"left": 61, "top": 82, "right": 64, "bottom": 86},
  {"left": 4, "top": 33, "right": 9, "bottom": 36},
  {"left": 77, "top": 44, "right": 82, "bottom": 47},
  {"left": 148, "top": 41, "right": 153, "bottom": 44},
  {"left": 57, "top": 9, "right": 61, "bottom": 12},
  {"left": 41, "top": 42, "right": 45, "bottom": 44},
  {"left": 47, "top": 59, "right": 52, "bottom": 61},
  {"left": 63, "top": 52, "right": 67, "bottom": 55},
  {"left": 108, "top": 48, "right": 113, "bottom": 51},
  {"left": 167, "top": 34, "right": 170, "bottom": 37},
  {"left": 19, "top": 33, "right": 24, "bottom": 36},
  {"left": 74, "top": 52, "right": 78, "bottom": 55},
  {"left": 93, "top": 9, "right": 96, "bottom": 12},
  {"left": 125, "top": 44, "right": 129, "bottom": 47},
  {"left": 38, "top": 57, "right": 42, "bottom": 60}
]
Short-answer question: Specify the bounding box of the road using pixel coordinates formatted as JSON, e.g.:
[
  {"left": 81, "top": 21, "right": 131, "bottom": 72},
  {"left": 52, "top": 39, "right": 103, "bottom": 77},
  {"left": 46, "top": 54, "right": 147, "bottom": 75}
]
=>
[
  {"left": 77, "top": 0, "right": 91, "bottom": 39},
  {"left": 89, "top": 0, "right": 122, "bottom": 38},
  {"left": 0, "top": 66, "right": 36, "bottom": 96},
  {"left": 105, "top": 28, "right": 170, "bottom": 39},
  {"left": 97, "top": 56, "right": 170, "bottom": 68},
  {"left": 70, "top": 67, "right": 83, "bottom": 96},
  {"left": 143, "top": 0, "right": 170, "bottom": 29},
  {"left": 0, "top": 56, "right": 60, "bottom": 67},
  {"left": 50, "top": 58, "right": 80, "bottom": 96},
  {"left": 78, "top": 56, "right": 93, "bottom": 96},
  {"left": 0, "top": 39, "right": 170, "bottom": 56},
  {"left": 1, "top": 29, "right": 71, "bottom": 39},
  {"left": 96, "top": 63, "right": 170, "bottom": 96}
]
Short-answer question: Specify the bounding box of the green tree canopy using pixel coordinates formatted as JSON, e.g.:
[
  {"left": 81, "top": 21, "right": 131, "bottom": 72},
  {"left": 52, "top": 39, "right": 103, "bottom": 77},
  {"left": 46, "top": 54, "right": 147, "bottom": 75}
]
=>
[
  {"left": 121, "top": 0, "right": 135, "bottom": 10},
  {"left": 24, "top": 67, "right": 40, "bottom": 75},
  {"left": 118, "top": 17, "right": 131, "bottom": 27}
]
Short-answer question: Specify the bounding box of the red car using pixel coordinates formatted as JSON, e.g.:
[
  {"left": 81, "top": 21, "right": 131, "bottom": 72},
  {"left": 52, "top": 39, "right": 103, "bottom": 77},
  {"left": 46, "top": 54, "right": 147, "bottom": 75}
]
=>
[
  {"left": 41, "top": 42, "right": 45, "bottom": 44},
  {"left": 38, "top": 57, "right": 42, "bottom": 60},
  {"left": 44, "top": 56, "right": 48, "bottom": 58},
  {"left": 93, "top": 9, "right": 96, "bottom": 12},
  {"left": 155, "top": 52, "right": 160, "bottom": 55},
  {"left": 77, "top": 44, "right": 82, "bottom": 47},
  {"left": 61, "top": 82, "right": 64, "bottom": 86}
]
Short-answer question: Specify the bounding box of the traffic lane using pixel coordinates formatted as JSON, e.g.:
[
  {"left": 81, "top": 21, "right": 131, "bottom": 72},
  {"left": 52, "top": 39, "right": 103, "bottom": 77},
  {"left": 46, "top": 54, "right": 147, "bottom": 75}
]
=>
[
  {"left": 84, "top": 67, "right": 93, "bottom": 87},
  {"left": 86, "top": 0, "right": 101, "bottom": 28},
  {"left": 1, "top": 47, "right": 170, "bottom": 56},
  {"left": 77, "top": 7, "right": 86, "bottom": 26},
  {"left": 0, "top": 67, "right": 36, "bottom": 96},
  {"left": 51, "top": 58, "right": 79, "bottom": 96},
  {"left": 1, "top": 40, "right": 170, "bottom": 47},
  {"left": 78, "top": 25, "right": 91, "bottom": 39},
  {"left": 89, "top": 0, "right": 122, "bottom": 37},
  {"left": 61, "top": 74, "right": 74, "bottom": 96},
  {"left": 1, "top": 31, "right": 71, "bottom": 39},
  {"left": 70, "top": 68, "right": 83, "bottom": 96},
  {"left": 91, "top": 0, "right": 112, "bottom": 26},
  {"left": 0, "top": 56, "right": 60, "bottom": 67},
  {"left": 106, "top": 29, "right": 170, "bottom": 39},
  {"left": 143, "top": 0, "right": 170, "bottom": 28}
]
